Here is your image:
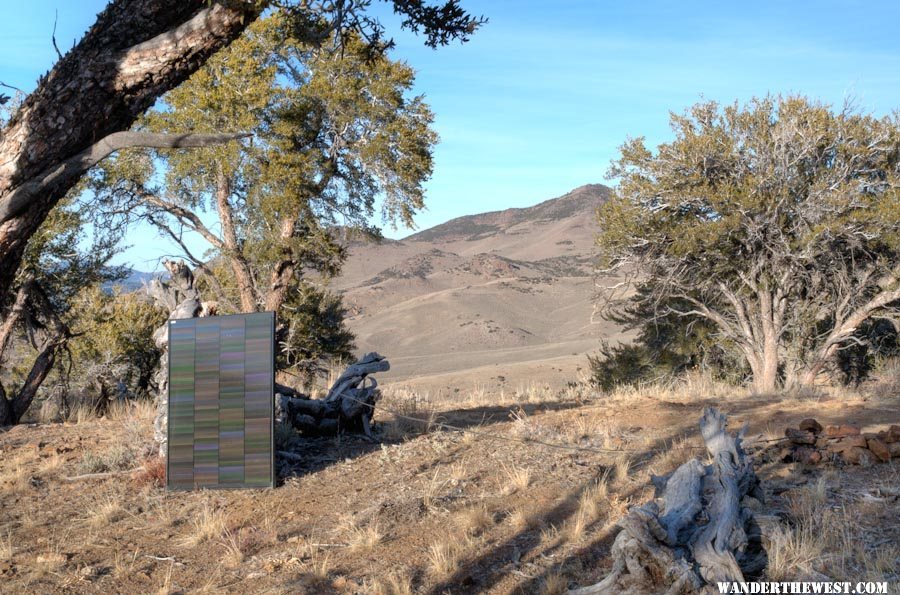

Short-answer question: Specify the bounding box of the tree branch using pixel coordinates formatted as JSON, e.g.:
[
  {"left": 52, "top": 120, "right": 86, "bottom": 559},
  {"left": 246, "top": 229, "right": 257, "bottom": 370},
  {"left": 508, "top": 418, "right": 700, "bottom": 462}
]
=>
[{"left": 0, "top": 131, "right": 250, "bottom": 224}]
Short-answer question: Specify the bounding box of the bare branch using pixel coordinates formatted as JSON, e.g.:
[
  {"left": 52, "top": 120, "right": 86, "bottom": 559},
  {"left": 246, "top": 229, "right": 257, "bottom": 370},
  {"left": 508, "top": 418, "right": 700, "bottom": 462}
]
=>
[{"left": 0, "top": 131, "right": 250, "bottom": 224}]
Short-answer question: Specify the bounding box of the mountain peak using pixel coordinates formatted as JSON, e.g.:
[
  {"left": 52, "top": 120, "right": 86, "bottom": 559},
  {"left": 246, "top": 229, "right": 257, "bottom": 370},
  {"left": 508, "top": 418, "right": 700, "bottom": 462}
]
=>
[{"left": 405, "top": 184, "right": 610, "bottom": 243}]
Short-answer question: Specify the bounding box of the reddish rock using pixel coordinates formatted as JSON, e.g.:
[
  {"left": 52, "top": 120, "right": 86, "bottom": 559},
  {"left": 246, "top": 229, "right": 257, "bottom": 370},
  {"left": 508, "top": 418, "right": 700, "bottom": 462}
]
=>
[
  {"left": 785, "top": 428, "right": 816, "bottom": 445},
  {"left": 840, "top": 434, "right": 868, "bottom": 449},
  {"left": 826, "top": 441, "right": 845, "bottom": 455},
  {"left": 798, "top": 418, "right": 823, "bottom": 434},
  {"left": 793, "top": 447, "right": 822, "bottom": 465},
  {"left": 840, "top": 446, "right": 873, "bottom": 466},
  {"left": 824, "top": 425, "right": 861, "bottom": 438},
  {"left": 867, "top": 438, "right": 891, "bottom": 463},
  {"left": 884, "top": 425, "right": 900, "bottom": 444},
  {"left": 815, "top": 437, "right": 830, "bottom": 449}
]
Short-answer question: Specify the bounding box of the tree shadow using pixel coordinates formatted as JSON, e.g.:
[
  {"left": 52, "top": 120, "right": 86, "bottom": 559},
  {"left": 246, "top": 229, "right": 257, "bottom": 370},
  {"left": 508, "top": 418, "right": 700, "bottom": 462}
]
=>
[
  {"left": 423, "top": 396, "right": 787, "bottom": 593},
  {"left": 276, "top": 398, "right": 587, "bottom": 482}
]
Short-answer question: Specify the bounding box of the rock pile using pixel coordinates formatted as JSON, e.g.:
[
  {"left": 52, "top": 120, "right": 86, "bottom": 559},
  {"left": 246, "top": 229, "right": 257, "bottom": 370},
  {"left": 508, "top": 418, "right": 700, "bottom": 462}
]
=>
[{"left": 779, "top": 419, "right": 900, "bottom": 466}]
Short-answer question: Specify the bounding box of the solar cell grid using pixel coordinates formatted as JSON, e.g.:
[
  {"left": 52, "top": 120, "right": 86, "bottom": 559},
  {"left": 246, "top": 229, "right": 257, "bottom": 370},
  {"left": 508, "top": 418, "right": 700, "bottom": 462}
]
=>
[{"left": 166, "top": 312, "right": 274, "bottom": 490}]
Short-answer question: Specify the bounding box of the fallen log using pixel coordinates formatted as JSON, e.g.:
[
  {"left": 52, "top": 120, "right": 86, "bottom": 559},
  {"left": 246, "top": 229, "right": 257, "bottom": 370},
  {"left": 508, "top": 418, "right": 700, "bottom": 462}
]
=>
[
  {"left": 277, "top": 352, "right": 388, "bottom": 440},
  {"left": 570, "top": 408, "right": 765, "bottom": 594}
]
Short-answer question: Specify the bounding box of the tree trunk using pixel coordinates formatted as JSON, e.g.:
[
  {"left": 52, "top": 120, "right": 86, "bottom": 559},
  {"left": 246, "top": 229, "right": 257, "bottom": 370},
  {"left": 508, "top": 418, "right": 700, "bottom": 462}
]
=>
[
  {"left": 215, "top": 167, "right": 258, "bottom": 312},
  {"left": 0, "top": 0, "right": 259, "bottom": 298},
  {"left": 264, "top": 217, "right": 299, "bottom": 313},
  {"left": 277, "top": 352, "right": 389, "bottom": 441},
  {"left": 800, "top": 344, "right": 837, "bottom": 387},
  {"left": 5, "top": 338, "right": 63, "bottom": 424},
  {"left": 754, "top": 340, "right": 779, "bottom": 393},
  {"left": 147, "top": 259, "right": 204, "bottom": 455},
  {"left": 0, "top": 279, "right": 71, "bottom": 425},
  {"left": 570, "top": 408, "right": 766, "bottom": 594}
]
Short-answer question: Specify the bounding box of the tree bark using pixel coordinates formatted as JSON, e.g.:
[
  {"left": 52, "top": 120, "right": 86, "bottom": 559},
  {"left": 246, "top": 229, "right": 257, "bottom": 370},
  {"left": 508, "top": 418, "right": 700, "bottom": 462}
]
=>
[
  {"left": 0, "top": 280, "right": 71, "bottom": 425},
  {"left": 264, "top": 217, "right": 299, "bottom": 313},
  {"left": 215, "top": 166, "right": 259, "bottom": 312},
  {"left": 569, "top": 408, "right": 765, "bottom": 594},
  {"left": 0, "top": 0, "right": 260, "bottom": 298},
  {"left": 277, "top": 352, "right": 389, "bottom": 440}
]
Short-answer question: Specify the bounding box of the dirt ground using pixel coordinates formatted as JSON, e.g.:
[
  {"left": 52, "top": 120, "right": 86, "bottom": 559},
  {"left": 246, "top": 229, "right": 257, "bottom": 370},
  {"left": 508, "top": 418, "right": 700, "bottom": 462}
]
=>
[{"left": 1, "top": 379, "right": 898, "bottom": 594}]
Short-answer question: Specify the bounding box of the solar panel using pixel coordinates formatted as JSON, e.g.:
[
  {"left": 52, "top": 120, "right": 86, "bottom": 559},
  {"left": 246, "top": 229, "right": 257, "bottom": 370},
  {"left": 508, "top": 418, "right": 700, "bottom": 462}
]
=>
[{"left": 166, "top": 312, "right": 275, "bottom": 490}]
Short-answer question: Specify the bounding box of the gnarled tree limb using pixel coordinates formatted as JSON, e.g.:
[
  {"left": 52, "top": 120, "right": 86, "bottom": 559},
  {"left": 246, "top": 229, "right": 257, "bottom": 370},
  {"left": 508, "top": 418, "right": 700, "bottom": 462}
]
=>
[{"left": 570, "top": 408, "right": 765, "bottom": 594}]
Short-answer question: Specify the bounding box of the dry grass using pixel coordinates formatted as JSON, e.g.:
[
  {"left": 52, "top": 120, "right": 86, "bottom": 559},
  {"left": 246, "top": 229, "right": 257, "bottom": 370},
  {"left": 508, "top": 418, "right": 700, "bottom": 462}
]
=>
[
  {"left": 37, "top": 453, "right": 64, "bottom": 476},
  {"left": 649, "top": 435, "right": 699, "bottom": 474},
  {"left": 219, "top": 529, "right": 246, "bottom": 568},
  {"left": 86, "top": 496, "right": 127, "bottom": 527},
  {"left": 612, "top": 452, "right": 631, "bottom": 485},
  {"left": 456, "top": 504, "right": 494, "bottom": 537},
  {"left": 76, "top": 444, "right": 135, "bottom": 474},
  {"left": 540, "top": 571, "right": 569, "bottom": 595},
  {"left": 508, "top": 506, "right": 541, "bottom": 532},
  {"left": 156, "top": 561, "right": 175, "bottom": 595},
  {"left": 307, "top": 549, "right": 332, "bottom": 580},
  {"left": 342, "top": 517, "right": 382, "bottom": 552},
  {"left": 766, "top": 476, "right": 899, "bottom": 583},
  {"left": 427, "top": 537, "right": 461, "bottom": 577},
  {"left": 380, "top": 388, "right": 438, "bottom": 439},
  {"left": 371, "top": 571, "right": 413, "bottom": 595},
  {"left": 421, "top": 468, "right": 448, "bottom": 510},
  {"left": 1, "top": 529, "right": 13, "bottom": 561},
  {"left": 113, "top": 549, "right": 141, "bottom": 579},
  {"left": 563, "top": 478, "right": 611, "bottom": 543},
  {"left": 501, "top": 464, "right": 531, "bottom": 495},
  {"left": 0, "top": 461, "right": 31, "bottom": 495},
  {"left": 179, "top": 501, "right": 228, "bottom": 548}
]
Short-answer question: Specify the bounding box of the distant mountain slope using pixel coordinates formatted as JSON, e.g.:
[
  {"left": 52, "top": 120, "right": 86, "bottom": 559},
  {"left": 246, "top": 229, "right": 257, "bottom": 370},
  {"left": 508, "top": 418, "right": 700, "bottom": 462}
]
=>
[
  {"left": 105, "top": 269, "right": 155, "bottom": 293},
  {"left": 333, "top": 184, "right": 626, "bottom": 385},
  {"left": 404, "top": 184, "right": 610, "bottom": 243}
]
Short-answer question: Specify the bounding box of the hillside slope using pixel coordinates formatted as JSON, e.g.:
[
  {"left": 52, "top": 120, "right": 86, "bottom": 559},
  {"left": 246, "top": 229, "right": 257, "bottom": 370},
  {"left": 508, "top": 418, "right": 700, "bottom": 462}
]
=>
[{"left": 333, "top": 184, "right": 626, "bottom": 390}]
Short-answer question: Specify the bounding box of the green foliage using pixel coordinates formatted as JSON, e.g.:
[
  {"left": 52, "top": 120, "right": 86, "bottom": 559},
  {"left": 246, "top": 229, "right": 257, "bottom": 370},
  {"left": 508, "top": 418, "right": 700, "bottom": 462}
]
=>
[
  {"left": 92, "top": 14, "right": 440, "bottom": 382},
  {"left": 277, "top": 281, "right": 356, "bottom": 385},
  {"left": 598, "top": 95, "right": 900, "bottom": 389},
  {"left": 64, "top": 287, "right": 167, "bottom": 405},
  {"left": 589, "top": 294, "right": 749, "bottom": 391}
]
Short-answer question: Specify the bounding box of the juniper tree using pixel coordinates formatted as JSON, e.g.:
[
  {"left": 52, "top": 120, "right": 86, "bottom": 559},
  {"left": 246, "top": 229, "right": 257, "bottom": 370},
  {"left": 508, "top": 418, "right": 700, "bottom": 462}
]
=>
[
  {"left": 598, "top": 96, "right": 900, "bottom": 392},
  {"left": 0, "top": 0, "right": 483, "bottom": 305},
  {"left": 94, "top": 14, "right": 436, "bottom": 380}
]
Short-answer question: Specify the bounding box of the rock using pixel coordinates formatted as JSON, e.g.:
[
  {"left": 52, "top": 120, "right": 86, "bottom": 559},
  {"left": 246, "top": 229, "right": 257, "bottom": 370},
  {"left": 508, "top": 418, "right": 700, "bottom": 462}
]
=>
[
  {"left": 798, "top": 418, "right": 823, "bottom": 434},
  {"left": 867, "top": 438, "right": 891, "bottom": 463},
  {"left": 884, "top": 425, "right": 900, "bottom": 444},
  {"left": 815, "top": 437, "right": 830, "bottom": 449},
  {"left": 888, "top": 442, "right": 900, "bottom": 458},
  {"left": 839, "top": 446, "right": 873, "bottom": 466},
  {"left": 78, "top": 566, "right": 96, "bottom": 579},
  {"left": 785, "top": 428, "right": 816, "bottom": 445},
  {"left": 793, "top": 447, "right": 822, "bottom": 465},
  {"left": 777, "top": 447, "right": 794, "bottom": 463},
  {"left": 824, "top": 425, "right": 861, "bottom": 438},
  {"left": 839, "top": 434, "right": 868, "bottom": 449}
]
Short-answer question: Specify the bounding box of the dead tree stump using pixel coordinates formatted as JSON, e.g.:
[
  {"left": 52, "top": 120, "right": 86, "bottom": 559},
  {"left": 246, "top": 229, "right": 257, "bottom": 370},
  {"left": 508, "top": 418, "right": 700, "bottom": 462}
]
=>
[
  {"left": 570, "top": 408, "right": 766, "bottom": 594},
  {"left": 146, "top": 259, "right": 215, "bottom": 456},
  {"left": 276, "top": 352, "right": 389, "bottom": 439}
]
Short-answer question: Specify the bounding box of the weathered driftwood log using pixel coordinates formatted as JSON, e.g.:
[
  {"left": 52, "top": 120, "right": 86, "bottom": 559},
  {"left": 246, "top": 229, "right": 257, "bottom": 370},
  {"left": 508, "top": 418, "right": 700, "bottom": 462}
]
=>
[
  {"left": 276, "top": 352, "right": 389, "bottom": 439},
  {"left": 570, "top": 408, "right": 765, "bottom": 595}
]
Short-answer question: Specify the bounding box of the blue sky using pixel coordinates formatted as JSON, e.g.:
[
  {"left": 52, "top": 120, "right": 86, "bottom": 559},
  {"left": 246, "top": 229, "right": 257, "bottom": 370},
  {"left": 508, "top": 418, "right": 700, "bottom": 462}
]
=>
[{"left": 2, "top": 1, "right": 900, "bottom": 271}]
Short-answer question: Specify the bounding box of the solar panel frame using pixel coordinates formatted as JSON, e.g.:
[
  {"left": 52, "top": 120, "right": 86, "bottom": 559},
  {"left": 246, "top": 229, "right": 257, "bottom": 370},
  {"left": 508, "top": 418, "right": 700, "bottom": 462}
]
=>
[{"left": 166, "top": 312, "right": 275, "bottom": 490}]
